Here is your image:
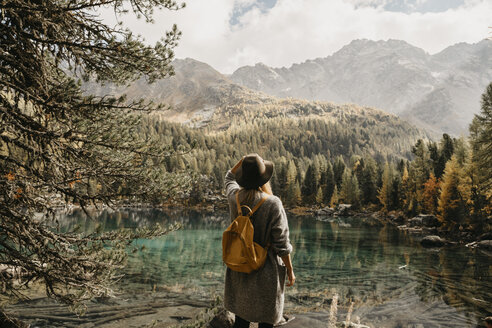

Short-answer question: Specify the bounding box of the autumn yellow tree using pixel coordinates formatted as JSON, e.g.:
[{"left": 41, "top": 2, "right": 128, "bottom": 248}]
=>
[
  {"left": 400, "top": 165, "right": 412, "bottom": 212},
  {"left": 330, "top": 185, "right": 339, "bottom": 207},
  {"left": 422, "top": 173, "right": 440, "bottom": 215},
  {"left": 438, "top": 155, "right": 466, "bottom": 229},
  {"left": 378, "top": 162, "right": 392, "bottom": 212}
]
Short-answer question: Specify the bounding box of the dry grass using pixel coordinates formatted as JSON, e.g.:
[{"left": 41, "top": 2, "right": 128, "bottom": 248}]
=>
[{"left": 328, "top": 292, "right": 338, "bottom": 328}]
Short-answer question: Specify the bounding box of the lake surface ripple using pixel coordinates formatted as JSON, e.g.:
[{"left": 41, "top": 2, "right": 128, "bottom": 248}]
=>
[{"left": 58, "top": 208, "right": 491, "bottom": 327}]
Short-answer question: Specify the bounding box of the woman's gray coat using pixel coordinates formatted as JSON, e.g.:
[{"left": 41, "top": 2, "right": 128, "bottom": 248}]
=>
[{"left": 224, "top": 171, "right": 293, "bottom": 325}]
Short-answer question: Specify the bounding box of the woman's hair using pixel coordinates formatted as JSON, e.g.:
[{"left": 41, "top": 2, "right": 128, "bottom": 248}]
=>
[{"left": 238, "top": 181, "right": 273, "bottom": 204}]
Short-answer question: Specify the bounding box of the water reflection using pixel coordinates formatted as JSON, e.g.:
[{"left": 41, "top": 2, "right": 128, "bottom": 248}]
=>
[{"left": 55, "top": 209, "right": 491, "bottom": 327}]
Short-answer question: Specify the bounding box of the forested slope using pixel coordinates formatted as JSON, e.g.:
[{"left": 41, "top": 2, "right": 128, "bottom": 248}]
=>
[{"left": 138, "top": 96, "right": 429, "bottom": 207}]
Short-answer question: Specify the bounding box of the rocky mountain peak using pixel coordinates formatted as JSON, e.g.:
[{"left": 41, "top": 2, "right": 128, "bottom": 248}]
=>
[
  {"left": 229, "top": 39, "right": 492, "bottom": 135},
  {"left": 332, "top": 39, "right": 428, "bottom": 64}
]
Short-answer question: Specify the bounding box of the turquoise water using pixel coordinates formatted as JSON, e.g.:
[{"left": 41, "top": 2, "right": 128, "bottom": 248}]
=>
[{"left": 59, "top": 208, "right": 491, "bottom": 327}]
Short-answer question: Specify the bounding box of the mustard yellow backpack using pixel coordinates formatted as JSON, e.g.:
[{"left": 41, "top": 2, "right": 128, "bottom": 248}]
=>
[{"left": 222, "top": 192, "right": 269, "bottom": 273}]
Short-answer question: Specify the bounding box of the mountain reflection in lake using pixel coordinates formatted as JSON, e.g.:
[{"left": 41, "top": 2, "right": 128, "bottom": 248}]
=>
[{"left": 58, "top": 208, "right": 491, "bottom": 327}]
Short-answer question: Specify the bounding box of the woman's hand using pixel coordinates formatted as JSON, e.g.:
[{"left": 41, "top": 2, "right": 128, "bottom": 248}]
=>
[
  {"left": 286, "top": 268, "right": 296, "bottom": 287},
  {"left": 231, "top": 156, "right": 245, "bottom": 174},
  {"left": 281, "top": 254, "right": 295, "bottom": 287}
]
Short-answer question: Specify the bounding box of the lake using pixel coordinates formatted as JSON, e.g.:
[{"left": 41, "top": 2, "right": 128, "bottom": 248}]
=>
[{"left": 18, "top": 208, "right": 492, "bottom": 327}]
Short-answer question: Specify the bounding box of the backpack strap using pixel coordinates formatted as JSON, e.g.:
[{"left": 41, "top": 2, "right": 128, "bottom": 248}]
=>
[
  {"left": 235, "top": 192, "right": 244, "bottom": 216},
  {"left": 246, "top": 195, "right": 268, "bottom": 218},
  {"left": 235, "top": 192, "right": 269, "bottom": 217}
]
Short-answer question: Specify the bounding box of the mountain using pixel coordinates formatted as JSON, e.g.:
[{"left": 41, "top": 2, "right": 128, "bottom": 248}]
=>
[
  {"left": 229, "top": 39, "right": 492, "bottom": 135},
  {"left": 84, "top": 58, "right": 271, "bottom": 127},
  {"left": 84, "top": 57, "right": 430, "bottom": 159}
]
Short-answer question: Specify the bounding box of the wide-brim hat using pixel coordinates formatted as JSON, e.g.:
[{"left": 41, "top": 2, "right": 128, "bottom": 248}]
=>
[{"left": 236, "top": 153, "right": 274, "bottom": 190}]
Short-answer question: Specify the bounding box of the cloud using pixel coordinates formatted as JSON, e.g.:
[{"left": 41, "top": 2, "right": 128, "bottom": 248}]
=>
[{"left": 97, "top": 0, "right": 492, "bottom": 73}]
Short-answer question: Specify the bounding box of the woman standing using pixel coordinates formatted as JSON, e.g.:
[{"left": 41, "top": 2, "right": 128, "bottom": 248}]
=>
[{"left": 224, "top": 154, "right": 295, "bottom": 328}]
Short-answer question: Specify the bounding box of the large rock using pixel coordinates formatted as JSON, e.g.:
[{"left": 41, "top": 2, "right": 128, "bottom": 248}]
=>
[
  {"left": 335, "top": 204, "right": 352, "bottom": 216},
  {"left": 476, "top": 240, "right": 492, "bottom": 250},
  {"left": 409, "top": 214, "right": 440, "bottom": 227},
  {"left": 387, "top": 213, "right": 405, "bottom": 225},
  {"left": 408, "top": 216, "right": 423, "bottom": 227},
  {"left": 420, "top": 214, "right": 440, "bottom": 227},
  {"left": 421, "top": 235, "right": 446, "bottom": 247},
  {"left": 316, "top": 207, "right": 335, "bottom": 216}
]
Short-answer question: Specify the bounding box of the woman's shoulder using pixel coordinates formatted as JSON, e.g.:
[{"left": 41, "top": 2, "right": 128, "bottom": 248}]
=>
[{"left": 264, "top": 194, "right": 284, "bottom": 209}]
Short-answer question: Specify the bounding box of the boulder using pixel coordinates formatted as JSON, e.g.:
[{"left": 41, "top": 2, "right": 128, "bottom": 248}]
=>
[
  {"left": 420, "top": 214, "right": 440, "bottom": 227},
  {"left": 335, "top": 204, "right": 352, "bottom": 216},
  {"left": 387, "top": 214, "right": 405, "bottom": 225},
  {"left": 316, "top": 207, "right": 335, "bottom": 216},
  {"left": 476, "top": 240, "right": 492, "bottom": 250},
  {"left": 408, "top": 214, "right": 440, "bottom": 227},
  {"left": 209, "top": 309, "right": 234, "bottom": 328},
  {"left": 421, "top": 235, "right": 446, "bottom": 247},
  {"left": 408, "top": 216, "right": 423, "bottom": 227}
]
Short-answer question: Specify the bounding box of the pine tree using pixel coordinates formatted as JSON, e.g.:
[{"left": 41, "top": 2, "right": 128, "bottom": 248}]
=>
[
  {"left": 410, "top": 139, "right": 431, "bottom": 213},
  {"left": 359, "top": 157, "right": 378, "bottom": 205},
  {"left": 203, "top": 158, "right": 214, "bottom": 175},
  {"left": 453, "top": 136, "right": 469, "bottom": 166},
  {"left": 322, "top": 162, "right": 336, "bottom": 205},
  {"left": 274, "top": 160, "right": 288, "bottom": 199},
  {"left": 340, "top": 169, "right": 360, "bottom": 206},
  {"left": 302, "top": 164, "right": 318, "bottom": 204},
  {"left": 293, "top": 181, "right": 302, "bottom": 206},
  {"left": 333, "top": 155, "right": 346, "bottom": 189},
  {"left": 390, "top": 173, "right": 402, "bottom": 210},
  {"left": 470, "top": 83, "right": 492, "bottom": 196},
  {"left": 316, "top": 186, "right": 324, "bottom": 204},
  {"left": 378, "top": 162, "right": 392, "bottom": 212},
  {"left": 284, "top": 160, "right": 299, "bottom": 206},
  {"left": 422, "top": 173, "right": 440, "bottom": 215},
  {"left": 339, "top": 168, "right": 359, "bottom": 205},
  {"left": 434, "top": 134, "right": 455, "bottom": 178},
  {"left": 460, "top": 151, "right": 489, "bottom": 229},
  {"left": 400, "top": 165, "right": 410, "bottom": 209},
  {"left": 330, "top": 185, "right": 339, "bottom": 207},
  {"left": 0, "top": 0, "right": 186, "bottom": 311},
  {"left": 438, "top": 156, "right": 466, "bottom": 229},
  {"left": 292, "top": 181, "right": 302, "bottom": 206}
]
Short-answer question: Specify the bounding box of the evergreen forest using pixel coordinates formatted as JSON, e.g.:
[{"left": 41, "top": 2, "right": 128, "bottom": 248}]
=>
[{"left": 140, "top": 84, "right": 492, "bottom": 236}]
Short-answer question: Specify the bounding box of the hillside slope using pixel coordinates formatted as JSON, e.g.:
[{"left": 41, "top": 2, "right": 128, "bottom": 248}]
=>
[
  {"left": 230, "top": 39, "right": 492, "bottom": 135},
  {"left": 84, "top": 57, "right": 430, "bottom": 160},
  {"left": 84, "top": 58, "right": 271, "bottom": 127}
]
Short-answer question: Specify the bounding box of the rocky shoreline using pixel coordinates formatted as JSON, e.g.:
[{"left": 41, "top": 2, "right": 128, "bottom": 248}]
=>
[
  {"left": 109, "top": 195, "right": 492, "bottom": 252},
  {"left": 294, "top": 204, "right": 492, "bottom": 252},
  {"left": 51, "top": 197, "right": 492, "bottom": 252}
]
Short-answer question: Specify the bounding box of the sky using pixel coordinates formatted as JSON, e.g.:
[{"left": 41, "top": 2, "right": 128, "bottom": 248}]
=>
[{"left": 98, "top": 0, "right": 492, "bottom": 74}]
